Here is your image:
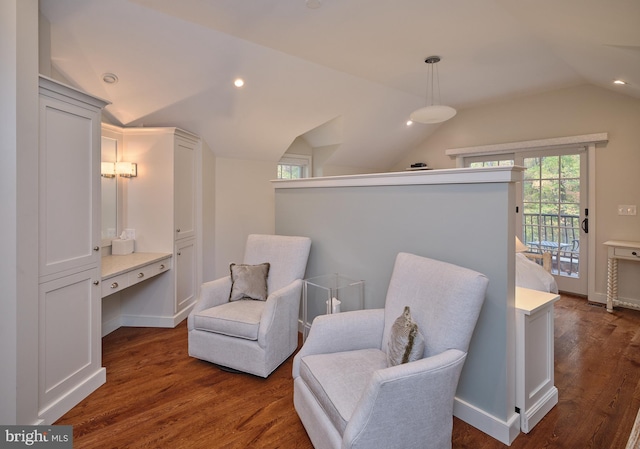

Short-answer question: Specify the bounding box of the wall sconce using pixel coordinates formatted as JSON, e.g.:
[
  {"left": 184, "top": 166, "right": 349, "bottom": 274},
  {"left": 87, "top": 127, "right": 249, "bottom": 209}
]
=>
[
  {"left": 101, "top": 162, "right": 116, "bottom": 178},
  {"left": 116, "top": 161, "right": 137, "bottom": 178}
]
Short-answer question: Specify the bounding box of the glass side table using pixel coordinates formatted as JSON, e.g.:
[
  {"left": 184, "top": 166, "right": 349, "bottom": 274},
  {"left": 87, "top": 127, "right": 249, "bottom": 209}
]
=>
[{"left": 302, "top": 274, "right": 364, "bottom": 342}]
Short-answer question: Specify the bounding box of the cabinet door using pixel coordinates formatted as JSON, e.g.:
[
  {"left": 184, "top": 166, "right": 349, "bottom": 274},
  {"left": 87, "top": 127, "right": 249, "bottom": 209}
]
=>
[
  {"left": 39, "top": 94, "right": 101, "bottom": 277},
  {"left": 175, "top": 238, "right": 196, "bottom": 314},
  {"left": 174, "top": 137, "right": 195, "bottom": 241},
  {"left": 38, "top": 268, "right": 104, "bottom": 423}
]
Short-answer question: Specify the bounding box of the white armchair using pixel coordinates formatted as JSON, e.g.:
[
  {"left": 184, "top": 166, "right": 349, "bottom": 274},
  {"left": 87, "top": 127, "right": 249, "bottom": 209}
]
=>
[
  {"left": 188, "top": 234, "right": 311, "bottom": 377},
  {"left": 293, "top": 252, "right": 488, "bottom": 449}
]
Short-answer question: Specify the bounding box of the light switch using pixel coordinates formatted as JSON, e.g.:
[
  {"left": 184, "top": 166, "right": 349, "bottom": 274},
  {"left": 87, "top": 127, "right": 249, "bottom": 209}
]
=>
[{"left": 618, "top": 205, "right": 637, "bottom": 216}]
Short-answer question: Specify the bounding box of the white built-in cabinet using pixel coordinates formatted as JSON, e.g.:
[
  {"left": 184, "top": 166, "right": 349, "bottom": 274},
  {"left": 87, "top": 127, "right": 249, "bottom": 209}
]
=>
[
  {"left": 175, "top": 238, "right": 197, "bottom": 314},
  {"left": 515, "top": 287, "right": 559, "bottom": 433},
  {"left": 114, "top": 127, "right": 200, "bottom": 327},
  {"left": 38, "top": 76, "right": 108, "bottom": 424}
]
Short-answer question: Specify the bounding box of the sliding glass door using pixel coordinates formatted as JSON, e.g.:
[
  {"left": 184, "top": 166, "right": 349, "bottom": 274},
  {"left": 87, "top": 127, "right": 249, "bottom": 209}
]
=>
[
  {"left": 521, "top": 152, "right": 587, "bottom": 294},
  {"left": 468, "top": 149, "right": 588, "bottom": 295}
]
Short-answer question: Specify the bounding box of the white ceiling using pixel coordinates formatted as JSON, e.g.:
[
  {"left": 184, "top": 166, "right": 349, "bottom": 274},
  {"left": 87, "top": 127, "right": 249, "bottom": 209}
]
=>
[{"left": 39, "top": 0, "right": 640, "bottom": 170}]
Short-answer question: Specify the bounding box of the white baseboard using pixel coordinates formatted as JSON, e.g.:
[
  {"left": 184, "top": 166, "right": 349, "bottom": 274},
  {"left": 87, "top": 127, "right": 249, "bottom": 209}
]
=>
[
  {"left": 101, "top": 316, "right": 122, "bottom": 337},
  {"left": 589, "top": 291, "right": 640, "bottom": 311},
  {"left": 38, "top": 368, "right": 106, "bottom": 425},
  {"left": 520, "top": 387, "right": 558, "bottom": 433},
  {"left": 120, "top": 314, "right": 175, "bottom": 328},
  {"left": 454, "top": 397, "right": 521, "bottom": 446},
  {"left": 120, "top": 304, "right": 194, "bottom": 329},
  {"left": 589, "top": 291, "right": 606, "bottom": 304},
  {"left": 174, "top": 303, "right": 194, "bottom": 325}
]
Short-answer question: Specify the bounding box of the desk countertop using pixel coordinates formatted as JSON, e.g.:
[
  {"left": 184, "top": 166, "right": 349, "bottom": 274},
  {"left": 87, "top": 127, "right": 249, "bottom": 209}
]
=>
[
  {"left": 515, "top": 287, "right": 560, "bottom": 315},
  {"left": 102, "top": 252, "right": 172, "bottom": 279}
]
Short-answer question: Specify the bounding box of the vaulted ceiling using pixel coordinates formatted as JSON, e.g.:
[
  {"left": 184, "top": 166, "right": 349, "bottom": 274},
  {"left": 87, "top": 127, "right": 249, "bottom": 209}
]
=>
[{"left": 39, "top": 0, "right": 640, "bottom": 171}]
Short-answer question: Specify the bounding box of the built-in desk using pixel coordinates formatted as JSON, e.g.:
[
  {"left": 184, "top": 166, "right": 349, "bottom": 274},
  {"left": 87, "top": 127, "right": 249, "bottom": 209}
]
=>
[{"left": 101, "top": 252, "right": 172, "bottom": 298}]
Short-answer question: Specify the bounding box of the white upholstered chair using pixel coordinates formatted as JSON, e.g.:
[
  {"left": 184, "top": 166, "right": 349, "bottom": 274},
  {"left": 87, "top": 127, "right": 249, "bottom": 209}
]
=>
[
  {"left": 293, "top": 252, "right": 488, "bottom": 449},
  {"left": 188, "top": 234, "right": 311, "bottom": 377}
]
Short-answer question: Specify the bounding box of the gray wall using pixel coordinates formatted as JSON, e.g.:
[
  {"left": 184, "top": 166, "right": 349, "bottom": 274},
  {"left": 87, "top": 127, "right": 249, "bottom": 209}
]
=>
[{"left": 275, "top": 178, "right": 517, "bottom": 427}]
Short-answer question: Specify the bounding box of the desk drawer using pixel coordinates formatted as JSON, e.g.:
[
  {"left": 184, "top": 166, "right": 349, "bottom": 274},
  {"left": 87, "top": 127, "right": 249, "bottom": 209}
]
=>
[
  {"left": 614, "top": 247, "right": 640, "bottom": 259},
  {"left": 127, "top": 259, "right": 171, "bottom": 286},
  {"left": 102, "top": 273, "right": 129, "bottom": 297}
]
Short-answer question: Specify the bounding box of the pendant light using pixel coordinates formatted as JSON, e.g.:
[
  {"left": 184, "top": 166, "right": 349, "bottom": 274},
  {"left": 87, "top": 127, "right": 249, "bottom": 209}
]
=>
[{"left": 410, "top": 56, "right": 457, "bottom": 124}]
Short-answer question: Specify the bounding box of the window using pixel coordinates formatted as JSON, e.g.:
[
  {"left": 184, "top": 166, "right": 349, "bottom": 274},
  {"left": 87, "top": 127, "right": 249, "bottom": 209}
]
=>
[
  {"left": 277, "top": 164, "right": 303, "bottom": 179},
  {"left": 467, "top": 157, "right": 514, "bottom": 168},
  {"left": 277, "top": 155, "right": 311, "bottom": 179}
]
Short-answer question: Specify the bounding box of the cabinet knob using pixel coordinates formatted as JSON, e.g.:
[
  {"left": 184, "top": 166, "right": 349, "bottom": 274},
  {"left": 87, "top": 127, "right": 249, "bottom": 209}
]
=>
[
  {"left": 176, "top": 228, "right": 181, "bottom": 233},
  {"left": 93, "top": 280, "right": 99, "bottom": 286},
  {"left": 160, "top": 264, "right": 165, "bottom": 270},
  {"left": 111, "top": 282, "right": 119, "bottom": 289},
  {"left": 94, "top": 246, "right": 100, "bottom": 251},
  {"left": 177, "top": 252, "right": 181, "bottom": 256},
  {"left": 633, "top": 251, "right": 638, "bottom": 257},
  {"left": 137, "top": 272, "right": 144, "bottom": 278}
]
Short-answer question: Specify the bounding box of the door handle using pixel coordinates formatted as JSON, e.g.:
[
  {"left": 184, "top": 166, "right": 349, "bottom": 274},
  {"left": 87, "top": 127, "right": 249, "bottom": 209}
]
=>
[{"left": 581, "top": 217, "right": 588, "bottom": 234}]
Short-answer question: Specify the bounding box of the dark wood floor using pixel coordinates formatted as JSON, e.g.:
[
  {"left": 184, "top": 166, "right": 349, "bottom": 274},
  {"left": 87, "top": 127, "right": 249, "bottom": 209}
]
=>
[{"left": 56, "top": 294, "right": 640, "bottom": 448}]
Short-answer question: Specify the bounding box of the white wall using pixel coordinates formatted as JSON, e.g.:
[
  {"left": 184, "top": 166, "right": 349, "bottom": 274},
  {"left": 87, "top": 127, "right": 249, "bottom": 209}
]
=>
[
  {"left": 212, "top": 157, "right": 277, "bottom": 279},
  {"left": 37, "top": 11, "right": 51, "bottom": 77},
  {"left": 206, "top": 150, "right": 376, "bottom": 282},
  {"left": 201, "top": 141, "right": 216, "bottom": 283},
  {"left": 285, "top": 136, "right": 313, "bottom": 156},
  {"left": 285, "top": 138, "right": 377, "bottom": 177},
  {"left": 1, "top": 0, "right": 40, "bottom": 425},
  {"left": 392, "top": 84, "right": 640, "bottom": 302},
  {"left": 321, "top": 163, "right": 382, "bottom": 177}
]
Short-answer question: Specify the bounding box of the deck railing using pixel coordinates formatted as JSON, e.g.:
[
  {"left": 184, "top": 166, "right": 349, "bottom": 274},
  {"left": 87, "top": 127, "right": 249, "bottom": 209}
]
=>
[{"left": 523, "top": 213, "right": 580, "bottom": 276}]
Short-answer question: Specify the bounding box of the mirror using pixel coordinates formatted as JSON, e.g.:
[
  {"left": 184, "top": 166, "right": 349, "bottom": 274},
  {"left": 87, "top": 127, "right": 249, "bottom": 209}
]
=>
[{"left": 101, "top": 136, "right": 118, "bottom": 245}]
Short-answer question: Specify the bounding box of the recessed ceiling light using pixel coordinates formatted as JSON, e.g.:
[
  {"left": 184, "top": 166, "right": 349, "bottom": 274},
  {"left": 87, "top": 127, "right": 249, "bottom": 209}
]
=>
[
  {"left": 102, "top": 73, "right": 118, "bottom": 84},
  {"left": 306, "top": 0, "right": 322, "bottom": 9},
  {"left": 613, "top": 79, "right": 627, "bottom": 85},
  {"left": 406, "top": 120, "right": 414, "bottom": 126},
  {"left": 234, "top": 78, "right": 245, "bottom": 88}
]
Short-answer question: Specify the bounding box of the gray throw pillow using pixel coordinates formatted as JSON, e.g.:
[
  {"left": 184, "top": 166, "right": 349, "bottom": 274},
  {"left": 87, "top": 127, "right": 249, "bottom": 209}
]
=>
[
  {"left": 387, "top": 306, "right": 425, "bottom": 366},
  {"left": 229, "top": 262, "right": 270, "bottom": 302}
]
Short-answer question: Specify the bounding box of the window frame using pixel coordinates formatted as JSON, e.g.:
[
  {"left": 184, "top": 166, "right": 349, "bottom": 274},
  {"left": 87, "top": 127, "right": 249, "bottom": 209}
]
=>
[{"left": 277, "top": 154, "right": 312, "bottom": 179}]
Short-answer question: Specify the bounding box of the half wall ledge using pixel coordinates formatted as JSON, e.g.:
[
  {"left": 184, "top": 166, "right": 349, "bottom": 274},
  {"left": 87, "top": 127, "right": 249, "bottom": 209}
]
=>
[{"left": 271, "top": 166, "right": 525, "bottom": 189}]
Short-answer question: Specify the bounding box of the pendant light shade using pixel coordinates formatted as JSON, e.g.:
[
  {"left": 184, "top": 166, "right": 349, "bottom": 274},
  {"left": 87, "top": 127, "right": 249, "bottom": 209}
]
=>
[
  {"left": 410, "top": 56, "right": 456, "bottom": 124},
  {"left": 410, "top": 104, "right": 457, "bottom": 124}
]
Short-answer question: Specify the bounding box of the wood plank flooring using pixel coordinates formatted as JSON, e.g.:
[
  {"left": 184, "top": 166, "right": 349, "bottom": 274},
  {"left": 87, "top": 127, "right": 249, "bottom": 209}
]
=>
[{"left": 57, "top": 294, "right": 640, "bottom": 448}]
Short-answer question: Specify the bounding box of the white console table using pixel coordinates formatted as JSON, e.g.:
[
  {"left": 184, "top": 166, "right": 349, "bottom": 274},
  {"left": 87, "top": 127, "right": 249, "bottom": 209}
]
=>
[
  {"left": 101, "top": 252, "right": 172, "bottom": 298},
  {"left": 515, "top": 287, "right": 560, "bottom": 433},
  {"left": 604, "top": 240, "right": 640, "bottom": 312}
]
